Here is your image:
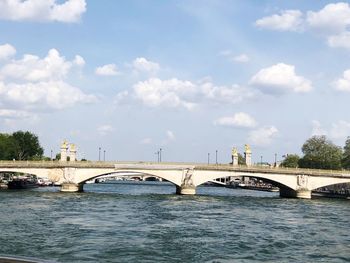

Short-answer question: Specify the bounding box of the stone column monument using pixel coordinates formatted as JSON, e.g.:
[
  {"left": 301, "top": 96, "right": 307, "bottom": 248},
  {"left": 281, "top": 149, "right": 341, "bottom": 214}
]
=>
[
  {"left": 244, "top": 144, "right": 252, "bottom": 166},
  {"left": 69, "top": 144, "right": 77, "bottom": 162},
  {"left": 232, "top": 147, "right": 238, "bottom": 166},
  {"left": 60, "top": 140, "right": 68, "bottom": 162}
]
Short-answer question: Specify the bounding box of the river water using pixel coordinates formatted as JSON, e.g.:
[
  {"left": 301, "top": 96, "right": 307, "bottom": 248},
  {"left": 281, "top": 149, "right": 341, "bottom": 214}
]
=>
[{"left": 0, "top": 181, "right": 349, "bottom": 263}]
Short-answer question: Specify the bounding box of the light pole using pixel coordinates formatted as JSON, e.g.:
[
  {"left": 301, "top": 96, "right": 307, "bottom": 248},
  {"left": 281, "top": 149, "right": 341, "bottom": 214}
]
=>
[
  {"left": 99, "top": 147, "right": 101, "bottom": 161},
  {"left": 216, "top": 150, "right": 218, "bottom": 165},
  {"left": 159, "top": 148, "right": 162, "bottom": 162},
  {"left": 50, "top": 150, "right": 53, "bottom": 161},
  {"left": 260, "top": 155, "right": 263, "bottom": 165},
  {"left": 104, "top": 150, "right": 106, "bottom": 161},
  {"left": 274, "top": 153, "right": 277, "bottom": 167},
  {"left": 208, "top": 153, "right": 210, "bottom": 165},
  {"left": 155, "top": 151, "right": 160, "bottom": 162}
]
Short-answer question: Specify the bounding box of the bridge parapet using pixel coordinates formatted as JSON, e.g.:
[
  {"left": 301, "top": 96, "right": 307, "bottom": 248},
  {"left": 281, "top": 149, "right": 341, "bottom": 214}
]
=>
[{"left": 114, "top": 163, "right": 195, "bottom": 170}]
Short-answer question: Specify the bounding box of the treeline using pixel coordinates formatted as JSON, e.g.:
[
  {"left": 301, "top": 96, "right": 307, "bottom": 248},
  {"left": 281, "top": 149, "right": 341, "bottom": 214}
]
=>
[
  {"left": 0, "top": 131, "right": 44, "bottom": 161},
  {"left": 281, "top": 135, "right": 350, "bottom": 170}
]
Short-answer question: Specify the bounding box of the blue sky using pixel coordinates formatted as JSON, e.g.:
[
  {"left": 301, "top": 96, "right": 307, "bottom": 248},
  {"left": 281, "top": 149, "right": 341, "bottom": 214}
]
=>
[{"left": 1, "top": 0, "right": 350, "bottom": 164}]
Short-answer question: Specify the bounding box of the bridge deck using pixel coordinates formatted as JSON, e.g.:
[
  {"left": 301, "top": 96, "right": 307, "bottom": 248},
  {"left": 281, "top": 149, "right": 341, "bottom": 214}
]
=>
[{"left": 0, "top": 161, "right": 350, "bottom": 178}]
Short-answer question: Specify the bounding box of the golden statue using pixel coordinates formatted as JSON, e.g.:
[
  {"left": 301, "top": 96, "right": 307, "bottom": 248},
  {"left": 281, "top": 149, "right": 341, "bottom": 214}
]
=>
[
  {"left": 61, "top": 140, "right": 68, "bottom": 149},
  {"left": 231, "top": 147, "right": 238, "bottom": 156},
  {"left": 70, "top": 143, "right": 76, "bottom": 152},
  {"left": 244, "top": 144, "right": 251, "bottom": 153}
]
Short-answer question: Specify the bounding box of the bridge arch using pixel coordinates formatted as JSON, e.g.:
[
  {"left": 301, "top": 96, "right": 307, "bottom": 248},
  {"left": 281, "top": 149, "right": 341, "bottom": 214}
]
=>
[
  {"left": 309, "top": 177, "right": 350, "bottom": 191},
  {"left": 80, "top": 172, "right": 163, "bottom": 183},
  {"left": 75, "top": 169, "right": 184, "bottom": 187},
  {"left": 193, "top": 170, "right": 297, "bottom": 191}
]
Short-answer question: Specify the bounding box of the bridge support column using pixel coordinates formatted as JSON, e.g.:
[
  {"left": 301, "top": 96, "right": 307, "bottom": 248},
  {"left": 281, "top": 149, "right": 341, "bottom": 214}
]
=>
[
  {"left": 176, "top": 185, "right": 196, "bottom": 195},
  {"left": 280, "top": 187, "right": 311, "bottom": 199},
  {"left": 296, "top": 190, "right": 311, "bottom": 199},
  {"left": 60, "top": 183, "right": 83, "bottom": 192}
]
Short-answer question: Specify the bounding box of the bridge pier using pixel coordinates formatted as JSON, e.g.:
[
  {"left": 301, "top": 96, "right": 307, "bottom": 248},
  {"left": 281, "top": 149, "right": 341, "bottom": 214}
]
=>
[
  {"left": 60, "top": 183, "right": 83, "bottom": 192},
  {"left": 279, "top": 187, "right": 311, "bottom": 199},
  {"left": 176, "top": 185, "right": 196, "bottom": 195}
]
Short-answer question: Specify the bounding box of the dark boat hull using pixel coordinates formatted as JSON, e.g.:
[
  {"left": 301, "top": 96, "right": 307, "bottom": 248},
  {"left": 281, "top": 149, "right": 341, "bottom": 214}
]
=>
[
  {"left": 8, "top": 179, "right": 38, "bottom": 189},
  {"left": 237, "top": 185, "right": 279, "bottom": 192}
]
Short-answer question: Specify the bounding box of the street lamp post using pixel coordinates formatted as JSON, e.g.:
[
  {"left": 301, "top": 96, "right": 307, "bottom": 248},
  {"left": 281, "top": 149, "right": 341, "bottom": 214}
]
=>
[
  {"left": 260, "top": 155, "right": 263, "bottom": 165},
  {"left": 208, "top": 153, "right": 210, "bottom": 165},
  {"left": 159, "top": 148, "right": 162, "bottom": 162},
  {"left": 99, "top": 147, "right": 101, "bottom": 161},
  {"left": 104, "top": 150, "right": 106, "bottom": 162},
  {"left": 274, "top": 153, "right": 277, "bottom": 167},
  {"left": 50, "top": 150, "right": 53, "bottom": 161},
  {"left": 216, "top": 150, "right": 218, "bottom": 165},
  {"left": 155, "top": 151, "right": 159, "bottom": 162}
]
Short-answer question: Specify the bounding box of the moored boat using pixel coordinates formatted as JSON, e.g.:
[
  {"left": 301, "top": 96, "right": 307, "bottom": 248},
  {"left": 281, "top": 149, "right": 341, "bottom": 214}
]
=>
[
  {"left": 7, "top": 177, "right": 38, "bottom": 189},
  {"left": 237, "top": 183, "right": 279, "bottom": 192}
]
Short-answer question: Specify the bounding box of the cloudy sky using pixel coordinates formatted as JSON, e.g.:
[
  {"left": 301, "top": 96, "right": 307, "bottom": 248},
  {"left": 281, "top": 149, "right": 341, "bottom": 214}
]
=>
[{"left": 1, "top": 0, "right": 350, "bottom": 164}]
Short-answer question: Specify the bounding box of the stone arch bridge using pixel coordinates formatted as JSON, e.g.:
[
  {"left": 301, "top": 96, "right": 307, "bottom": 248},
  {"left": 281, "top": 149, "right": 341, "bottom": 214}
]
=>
[{"left": 1, "top": 161, "right": 350, "bottom": 199}]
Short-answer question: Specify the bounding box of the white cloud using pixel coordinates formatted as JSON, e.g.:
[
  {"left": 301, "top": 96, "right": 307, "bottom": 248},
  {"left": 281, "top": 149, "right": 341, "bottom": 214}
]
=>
[
  {"left": 306, "top": 2, "right": 350, "bottom": 34},
  {"left": 214, "top": 112, "right": 257, "bottom": 128},
  {"left": 131, "top": 78, "right": 254, "bottom": 110},
  {"left": 1, "top": 49, "right": 73, "bottom": 82},
  {"left": 133, "top": 57, "right": 160, "bottom": 73},
  {"left": 0, "top": 44, "right": 16, "bottom": 60},
  {"left": 255, "top": 3, "right": 350, "bottom": 50},
  {"left": 311, "top": 120, "right": 328, "bottom": 136},
  {"left": 232, "top": 54, "right": 250, "bottom": 63},
  {"left": 250, "top": 63, "right": 312, "bottom": 94},
  {"left": 50, "top": 0, "right": 87, "bottom": 23},
  {"left": 133, "top": 78, "right": 197, "bottom": 110},
  {"left": 0, "top": 0, "right": 86, "bottom": 23},
  {"left": 73, "top": 55, "right": 85, "bottom": 67},
  {"left": 327, "top": 32, "right": 350, "bottom": 49},
  {"left": 307, "top": 3, "right": 350, "bottom": 50},
  {"left": 95, "top": 64, "right": 119, "bottom": 76},
  {"left": 255, "top": 10, "right": 303, "bottom": 31},
  {"left": 333, "top": 69, "right": 350, "bottom": 92},
  {"left": 248, "top": 126, "right": 279, "bottom": 146},
  {"left": 0, "top": 81, "right": 96, "bottom": 110},
  {"left": 0, "top": 46, "right": 96, "bottom": 112},
  {"left": 166, "top": 130, "right": 175, "bottom": 141},
  {"left": 97, "top": 125, "right": 114, "bottom": 136},
  {"left": 219, "top": 50, "right": 250, "bottom": 63},
  {"left": 201, "top": 82, "right": 254, "bottom": 104}
]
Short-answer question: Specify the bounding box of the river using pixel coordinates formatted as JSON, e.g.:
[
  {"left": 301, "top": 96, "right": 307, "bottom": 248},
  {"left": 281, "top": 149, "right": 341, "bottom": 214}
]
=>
[{"left": 0, "top": 181, "right": 349, "bottom": 263}]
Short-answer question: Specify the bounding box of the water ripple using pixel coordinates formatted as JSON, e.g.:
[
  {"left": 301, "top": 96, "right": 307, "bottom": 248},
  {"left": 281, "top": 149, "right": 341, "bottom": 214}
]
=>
[{"left": 0, "top": 182, "right": 349, "bottom": 262}]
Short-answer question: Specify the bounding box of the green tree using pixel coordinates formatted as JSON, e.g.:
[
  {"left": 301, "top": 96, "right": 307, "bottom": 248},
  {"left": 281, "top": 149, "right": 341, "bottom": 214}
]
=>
[
  {"left": 342, "top": 136, "right": 350, "bottom": 169},
  {"left": 298, "top": 135, "right": 342, "bottom": 170},
  {"left": 238, "top": 153, "right": 245, "bottom": 165},
  {"left": 0, "top": 133, "right": 17, "bottom": 160},
  {"left": 280, "top": 154, "right": 300, "bottom": 168},
  {"left": 11, "top": 131, "right": 44, "bottom": 160},
  {"left": 55, "top": 153, "right": 61, "bottom": 161}
]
